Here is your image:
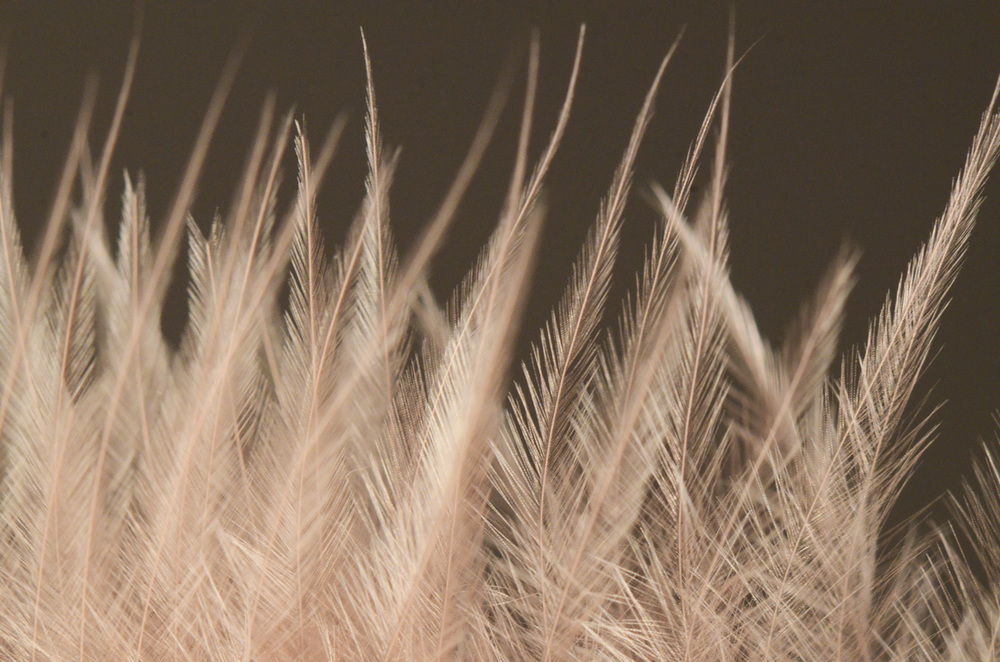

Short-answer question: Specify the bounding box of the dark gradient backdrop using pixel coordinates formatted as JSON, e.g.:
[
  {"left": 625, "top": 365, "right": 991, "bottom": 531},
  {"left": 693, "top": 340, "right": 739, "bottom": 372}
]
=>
[{"left": 1, "top": 1, "right": 998, "bottom": 525}]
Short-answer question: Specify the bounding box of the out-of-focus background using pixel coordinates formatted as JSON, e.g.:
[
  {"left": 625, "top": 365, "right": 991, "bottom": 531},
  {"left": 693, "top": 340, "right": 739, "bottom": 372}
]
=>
[{"left": 1, "top": 1, "right": 998, "bottom": 524}]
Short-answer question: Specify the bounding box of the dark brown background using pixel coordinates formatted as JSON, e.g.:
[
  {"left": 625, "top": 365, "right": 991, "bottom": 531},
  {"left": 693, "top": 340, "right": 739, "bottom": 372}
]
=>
[{"left": 1, "top": 1, "right": 998, "bottom": 524}]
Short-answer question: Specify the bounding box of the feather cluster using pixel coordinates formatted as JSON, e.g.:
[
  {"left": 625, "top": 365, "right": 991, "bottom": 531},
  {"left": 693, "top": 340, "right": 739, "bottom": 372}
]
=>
[{"left": 2, "top": 29, "right": 1000, "bottom": 661}]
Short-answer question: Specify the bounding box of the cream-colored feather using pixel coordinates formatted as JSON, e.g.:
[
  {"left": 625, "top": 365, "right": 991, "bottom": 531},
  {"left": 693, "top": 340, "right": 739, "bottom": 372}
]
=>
[{"left": 1, "top": 29, "right": 999, "bottom": 662}]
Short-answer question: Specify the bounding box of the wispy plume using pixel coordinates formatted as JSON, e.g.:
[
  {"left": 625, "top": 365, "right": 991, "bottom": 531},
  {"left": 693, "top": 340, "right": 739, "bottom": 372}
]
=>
[{"left": 1, "top": 25, "right": 999, "bottom": 662}]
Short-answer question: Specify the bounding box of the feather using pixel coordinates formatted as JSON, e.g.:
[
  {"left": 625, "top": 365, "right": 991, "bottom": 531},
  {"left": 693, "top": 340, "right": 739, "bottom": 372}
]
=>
[{"left": 0, "top": 28, "right": 998, "bottom": 662}]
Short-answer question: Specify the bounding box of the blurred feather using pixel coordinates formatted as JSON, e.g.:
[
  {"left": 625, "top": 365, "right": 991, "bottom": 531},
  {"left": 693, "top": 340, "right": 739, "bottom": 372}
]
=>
[{"left": 0, "top": 28, "right": 998, "bottom": 662}]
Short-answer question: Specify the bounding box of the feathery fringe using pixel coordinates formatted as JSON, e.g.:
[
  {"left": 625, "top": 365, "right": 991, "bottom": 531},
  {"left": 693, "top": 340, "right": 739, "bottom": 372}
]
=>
[{"left": 1, "top": 30, "right": 1000, "bottom": 662}]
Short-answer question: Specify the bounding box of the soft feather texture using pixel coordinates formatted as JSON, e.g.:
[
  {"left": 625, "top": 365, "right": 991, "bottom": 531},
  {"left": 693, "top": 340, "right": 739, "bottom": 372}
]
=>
[{"left": 1, "top": 29, "right": 1000, "bottom": 661}]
